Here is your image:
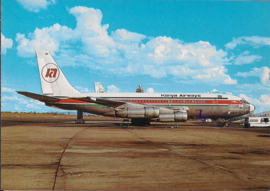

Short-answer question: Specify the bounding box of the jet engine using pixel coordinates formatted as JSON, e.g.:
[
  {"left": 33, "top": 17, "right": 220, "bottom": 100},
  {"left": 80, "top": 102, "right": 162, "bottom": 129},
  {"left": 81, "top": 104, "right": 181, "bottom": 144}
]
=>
[
  {"left": 159, "top": 110, "right": 188, "bottom": 122},
  {"left": 116, "top": 107, "right": 159, "bottom": 118}
]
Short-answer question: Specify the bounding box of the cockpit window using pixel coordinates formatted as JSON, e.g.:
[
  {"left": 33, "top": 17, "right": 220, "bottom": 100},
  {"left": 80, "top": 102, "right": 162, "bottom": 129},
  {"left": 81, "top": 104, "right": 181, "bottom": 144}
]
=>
[{"left": 241, "top": 99, "right": 250, "bottom": 104}]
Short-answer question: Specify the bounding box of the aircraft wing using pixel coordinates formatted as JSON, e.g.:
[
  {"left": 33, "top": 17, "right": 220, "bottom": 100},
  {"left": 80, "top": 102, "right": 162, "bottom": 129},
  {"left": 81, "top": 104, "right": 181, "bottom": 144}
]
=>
[
  {"left": 71, "top": 97, "right": 126, "bottom": 108},
  {"left": 17, "top": 91, "right": 60, "bottom": 103}
]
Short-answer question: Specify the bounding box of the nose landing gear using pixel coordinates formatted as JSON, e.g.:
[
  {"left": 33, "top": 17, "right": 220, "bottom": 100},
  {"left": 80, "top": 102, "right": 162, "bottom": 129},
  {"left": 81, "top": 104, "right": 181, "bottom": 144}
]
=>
[{"left": 217, "top": 119, "right": 229, "bottom": 127}]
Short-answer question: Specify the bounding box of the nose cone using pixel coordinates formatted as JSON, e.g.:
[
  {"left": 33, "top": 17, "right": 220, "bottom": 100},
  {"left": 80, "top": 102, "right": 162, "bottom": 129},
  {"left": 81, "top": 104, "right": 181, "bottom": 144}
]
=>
[{"left": 250, "top": 104, "right": 255, "bottom": 112}]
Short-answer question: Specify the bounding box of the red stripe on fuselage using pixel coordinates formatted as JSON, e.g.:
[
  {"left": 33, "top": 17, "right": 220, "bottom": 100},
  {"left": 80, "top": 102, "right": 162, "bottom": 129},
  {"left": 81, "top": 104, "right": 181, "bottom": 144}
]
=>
[
  {"left": 117, "top": 99, "right": 242, "bottom": 105},
  {"left": 56, "top": 98, "right": 242, "bottom": 105},
  {"left": 57, "top": 99, "right": 85, "bottom": 104}
]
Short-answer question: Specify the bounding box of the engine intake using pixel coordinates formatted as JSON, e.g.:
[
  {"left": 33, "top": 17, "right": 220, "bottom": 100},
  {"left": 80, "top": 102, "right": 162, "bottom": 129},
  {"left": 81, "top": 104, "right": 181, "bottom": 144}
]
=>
[{"left": 116, "top": 107, "right": 159, "bottom": 118}]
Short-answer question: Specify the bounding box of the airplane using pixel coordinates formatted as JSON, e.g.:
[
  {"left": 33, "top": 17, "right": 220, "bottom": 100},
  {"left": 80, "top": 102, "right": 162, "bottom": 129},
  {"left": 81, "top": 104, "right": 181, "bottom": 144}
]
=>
[{"left": 17, "top": 50, "right": 255, "bottom": 126}]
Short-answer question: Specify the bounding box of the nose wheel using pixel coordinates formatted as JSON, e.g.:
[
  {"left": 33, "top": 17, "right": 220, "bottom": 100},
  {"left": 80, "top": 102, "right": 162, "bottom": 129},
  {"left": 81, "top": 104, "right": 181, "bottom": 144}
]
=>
[
  {"left": 224, "top": 121, "right": 229, "bottom": 127},
  {"left": 217, "top": 119, "right": 229, "bottom": 127}
]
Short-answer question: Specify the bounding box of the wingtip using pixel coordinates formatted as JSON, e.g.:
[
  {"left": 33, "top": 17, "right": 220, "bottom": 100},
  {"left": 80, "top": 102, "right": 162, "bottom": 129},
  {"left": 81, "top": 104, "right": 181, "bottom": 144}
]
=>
[{"left": 16, "top": 91, "right": 26, "bottom": 94}]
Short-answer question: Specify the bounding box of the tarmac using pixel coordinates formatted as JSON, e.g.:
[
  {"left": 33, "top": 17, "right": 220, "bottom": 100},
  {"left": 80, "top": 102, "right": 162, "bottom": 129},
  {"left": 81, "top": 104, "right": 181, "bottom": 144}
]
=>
[{"left": 1, "top": 113, "right": 270, "bottom": 190}]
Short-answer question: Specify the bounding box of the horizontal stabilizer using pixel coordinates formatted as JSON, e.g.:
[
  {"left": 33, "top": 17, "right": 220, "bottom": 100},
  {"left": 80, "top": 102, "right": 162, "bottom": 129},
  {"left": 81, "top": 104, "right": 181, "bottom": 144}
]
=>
[
  {"left": 72, "top": 97, "right": 125, "bottom": 108},
  {"left": 17, "top": 91, "right": 60, "bottom": 103}
]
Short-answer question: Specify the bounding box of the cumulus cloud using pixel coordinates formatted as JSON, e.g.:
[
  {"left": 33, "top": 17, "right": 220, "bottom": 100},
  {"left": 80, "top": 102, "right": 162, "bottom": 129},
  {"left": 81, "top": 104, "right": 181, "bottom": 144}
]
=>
[
  {"left": 226, "top": 36, "right": 270, "bottom": 50},
  {"left": 193, "top": 66, "right": 237, "bottom": 84},
  {"left": 239, "top": 94, "right": 270, "bottom": 112},
  {"left": 1, "top": 33, "right": 13, "bottom": 55},
  {"left": 107, "top": 85, "right": 120, "bottom": 93},
  {"left": 260, "top": 95, "right": 270, "bottom": 107},
  {"left": 211, "top": 89, "right": 218, "bottom": 92},
  {"left": 146, "top": 88, "right": 154, "bottom": 93},
  {"left": 27, "top": 104, "right": 41, "bottom": 109},
  {"left": 2, "top": 95, "right": 24, "bottom": 101},
  {"left": 15, "top": 0, "right": 55, "bottom": 13},
  {"left": 15, "top": 105, "right": 21, "bottom": 111},
  {"left": 2, "top": 87, "right": 15, "bottom": 93},
  {"left": 15, "top": 6, "right": 236, "bottom": 85},
  {"left": 112, "top": 29, "right": 146, "bottom": 43},
  {"left": 233, "top": 51, "right": 262, "bottom": 65},
  {"left": 261, "top": 67, "right": 270, "bottom": 85},
  {"left": 235, "top": 67, "right": 270, "bottom": 85},
  {"left": 235, "top": 83, "right": 270, "bottom": 94},
  {"left": 16, "top": 24, "right": 72, "bottom": 57},
  {"left": 2, "top": 94, "right": 45, "bottom": 112}
]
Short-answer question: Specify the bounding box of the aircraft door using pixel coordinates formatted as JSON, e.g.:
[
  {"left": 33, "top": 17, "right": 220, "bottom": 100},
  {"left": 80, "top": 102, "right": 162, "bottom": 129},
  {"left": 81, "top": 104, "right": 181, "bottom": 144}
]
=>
[
  {"left": 213, "top": 98, "right": 218, "bottom": 109},
  {"left": 212, "top": 98, "right": 222, "bottom": 117}
]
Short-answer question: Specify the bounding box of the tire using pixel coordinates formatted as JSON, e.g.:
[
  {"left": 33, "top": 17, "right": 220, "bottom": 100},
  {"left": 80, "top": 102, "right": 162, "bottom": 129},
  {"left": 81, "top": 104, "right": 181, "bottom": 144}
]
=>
[{"left": 224, "top": 122, "right": 229, "bottom": 127}]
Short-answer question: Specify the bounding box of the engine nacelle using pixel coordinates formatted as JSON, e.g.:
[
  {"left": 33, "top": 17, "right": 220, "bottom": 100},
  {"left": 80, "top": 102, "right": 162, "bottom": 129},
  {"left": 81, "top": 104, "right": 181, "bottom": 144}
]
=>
[
  {"left": 159, "top": 110, "right": 188, "bottom": 122},
  {"left": 116, "top": 107, "right": 159, "bottom": 118}
]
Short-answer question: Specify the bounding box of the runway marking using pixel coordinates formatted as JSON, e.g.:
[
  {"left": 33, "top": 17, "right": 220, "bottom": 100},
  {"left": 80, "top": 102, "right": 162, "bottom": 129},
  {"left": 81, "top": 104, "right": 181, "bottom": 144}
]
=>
[
  {"left": 125, "top": 128, "right": 269, "bottom": 187},
  {"left": 52, "top": 127, "right": 88, "bottom": 190}
]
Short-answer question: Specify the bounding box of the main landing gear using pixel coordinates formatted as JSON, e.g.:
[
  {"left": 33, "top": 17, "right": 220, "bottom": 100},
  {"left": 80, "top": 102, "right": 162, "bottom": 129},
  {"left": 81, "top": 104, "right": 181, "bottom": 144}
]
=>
[
  {"left": 75, "top": 110, "right": 85, "bottom": 124},
  {"left": 217, "top": 119, "right": 229, "bottom": 127}
]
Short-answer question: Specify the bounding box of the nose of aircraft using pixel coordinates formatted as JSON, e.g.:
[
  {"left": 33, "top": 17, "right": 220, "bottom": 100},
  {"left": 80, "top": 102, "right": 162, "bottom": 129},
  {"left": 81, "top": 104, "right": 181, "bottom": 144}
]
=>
[{"left": 249, "top": 104, "right": 255, "bottom": 112}]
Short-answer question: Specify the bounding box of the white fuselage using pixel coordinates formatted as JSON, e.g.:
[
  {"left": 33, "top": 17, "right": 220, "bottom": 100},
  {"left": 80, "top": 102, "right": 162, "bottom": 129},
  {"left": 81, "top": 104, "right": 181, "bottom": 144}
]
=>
[{"left": 49, "top": 92, "right": 252, "bottom": 119}]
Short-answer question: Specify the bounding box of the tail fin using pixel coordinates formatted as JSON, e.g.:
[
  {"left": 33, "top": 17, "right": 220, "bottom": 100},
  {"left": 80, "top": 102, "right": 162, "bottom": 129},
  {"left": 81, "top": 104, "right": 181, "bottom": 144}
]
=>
[
  {"left": 94, "top": 82, "right": 105, "bottom": 93},
  {"left": 36, "top": 50, "right": 80, "bottom": 96}
]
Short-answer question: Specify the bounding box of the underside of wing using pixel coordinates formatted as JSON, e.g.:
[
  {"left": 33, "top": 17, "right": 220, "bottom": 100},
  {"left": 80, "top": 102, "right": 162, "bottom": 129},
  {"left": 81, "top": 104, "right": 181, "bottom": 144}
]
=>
[{"left": 17, "top": 91, "right": 60, "bottom": 103}]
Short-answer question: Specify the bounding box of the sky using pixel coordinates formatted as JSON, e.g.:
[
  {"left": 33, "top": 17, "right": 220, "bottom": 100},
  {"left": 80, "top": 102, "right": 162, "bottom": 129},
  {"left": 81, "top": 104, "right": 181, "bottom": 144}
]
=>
[{"left": 1, "top": 0, "right": 270, "bottom": 114}]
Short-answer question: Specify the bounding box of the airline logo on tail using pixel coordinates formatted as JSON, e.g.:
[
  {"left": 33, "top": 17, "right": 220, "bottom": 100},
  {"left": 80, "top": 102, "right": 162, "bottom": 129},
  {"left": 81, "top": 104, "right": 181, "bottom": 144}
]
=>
[{"left": 41, "top": 63, "right": 60, "bottom": 83}]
